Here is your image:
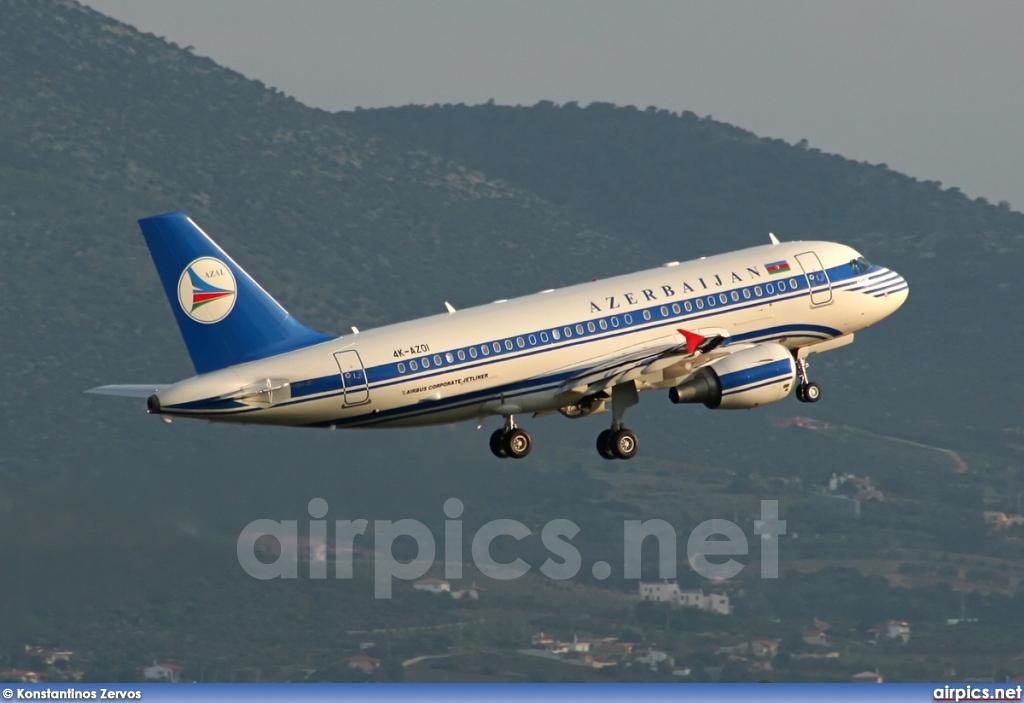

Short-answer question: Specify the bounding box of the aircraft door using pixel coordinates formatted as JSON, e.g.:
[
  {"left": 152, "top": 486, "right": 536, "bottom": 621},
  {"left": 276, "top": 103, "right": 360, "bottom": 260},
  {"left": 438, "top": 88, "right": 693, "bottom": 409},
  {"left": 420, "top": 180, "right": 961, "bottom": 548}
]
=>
[
  {"left": 795, "top": 252, "right": 833, "bottom": 306},
  {"left": 333, "top": 350, "right": 370, "bottom": 406}
]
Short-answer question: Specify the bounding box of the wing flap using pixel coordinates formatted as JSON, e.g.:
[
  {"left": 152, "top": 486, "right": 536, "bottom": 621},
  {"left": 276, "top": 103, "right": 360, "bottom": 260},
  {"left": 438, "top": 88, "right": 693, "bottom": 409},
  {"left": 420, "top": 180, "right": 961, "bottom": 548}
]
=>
[{"left": 556, "top": 329, "right": 731, "bottom": 398}]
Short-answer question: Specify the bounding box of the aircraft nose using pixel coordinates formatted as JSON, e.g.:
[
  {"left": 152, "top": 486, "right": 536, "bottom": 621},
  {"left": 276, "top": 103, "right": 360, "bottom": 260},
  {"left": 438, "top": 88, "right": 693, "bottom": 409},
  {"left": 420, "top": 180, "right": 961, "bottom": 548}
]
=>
[{"left": 877, "top": 268, "right": 909, "bottom": 308}]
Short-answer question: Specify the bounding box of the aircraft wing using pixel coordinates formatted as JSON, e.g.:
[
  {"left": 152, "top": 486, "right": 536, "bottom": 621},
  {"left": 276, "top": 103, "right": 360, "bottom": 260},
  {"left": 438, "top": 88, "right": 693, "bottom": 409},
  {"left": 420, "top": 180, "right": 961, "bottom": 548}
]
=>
[
  {"left": 86, "top": 384, "right": 170, "bottom": 398},
  {"left": 556, "top": 329, "right": 735, "bottom": 398}
]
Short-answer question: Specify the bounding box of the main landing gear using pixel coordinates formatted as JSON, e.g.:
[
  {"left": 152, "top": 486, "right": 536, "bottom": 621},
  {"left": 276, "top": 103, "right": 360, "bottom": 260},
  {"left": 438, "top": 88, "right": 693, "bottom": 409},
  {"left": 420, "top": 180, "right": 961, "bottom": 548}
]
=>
[
  {"left": 596, "top": 381, "right": 641, "bottom": 460},
  {"left": 489, "top": 415, "right": 532, "bottom": 459},
  {"left": 596, "top": 427, "right": 639, "bottom": 460},
  {"left": 487, "top": 382, "right": 643, "bottom": 460},
  {"left": 794, "top": 356, "right": 822, "bottom": 403}
]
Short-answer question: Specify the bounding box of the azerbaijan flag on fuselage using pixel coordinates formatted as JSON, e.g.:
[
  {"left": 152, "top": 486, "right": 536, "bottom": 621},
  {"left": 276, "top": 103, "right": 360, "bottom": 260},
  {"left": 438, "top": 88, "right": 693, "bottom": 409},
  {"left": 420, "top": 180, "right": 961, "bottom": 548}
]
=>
[{"left": 765, "top": 260, "right": 791, "bottom": 275}]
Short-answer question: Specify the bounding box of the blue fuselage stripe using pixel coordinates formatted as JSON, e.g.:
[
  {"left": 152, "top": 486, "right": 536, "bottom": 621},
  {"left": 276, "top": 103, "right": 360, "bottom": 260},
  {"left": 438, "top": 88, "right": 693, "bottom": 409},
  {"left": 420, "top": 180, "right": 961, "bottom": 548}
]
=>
[{"left": 719, "top": 359, "right": 794, "bottom": 393}]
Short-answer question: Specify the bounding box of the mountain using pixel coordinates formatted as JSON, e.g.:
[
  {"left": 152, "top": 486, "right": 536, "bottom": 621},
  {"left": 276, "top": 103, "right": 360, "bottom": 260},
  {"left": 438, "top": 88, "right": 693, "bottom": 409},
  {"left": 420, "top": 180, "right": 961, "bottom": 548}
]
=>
[
  {"left": 2, "top": 0, "right": 1024, "bottom": 681},
  {"left": 341, "top": 103, "right": 1024, "bottom": 441},
  {"left": 0, "top": 0, "right": 1020, "bottom": 520},
  {"left": 0, "top": 0, "right": 1020, "bottom": 514},
  {"left": 0, "top": 0, "right": 658, "bottom": 478}
]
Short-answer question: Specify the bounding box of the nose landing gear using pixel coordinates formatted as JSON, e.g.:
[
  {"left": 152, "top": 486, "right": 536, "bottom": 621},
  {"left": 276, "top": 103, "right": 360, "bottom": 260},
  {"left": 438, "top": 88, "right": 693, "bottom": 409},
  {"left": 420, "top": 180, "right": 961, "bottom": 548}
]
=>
[{"left": 794, "top": 357, "right": 822, "bottom": 403}]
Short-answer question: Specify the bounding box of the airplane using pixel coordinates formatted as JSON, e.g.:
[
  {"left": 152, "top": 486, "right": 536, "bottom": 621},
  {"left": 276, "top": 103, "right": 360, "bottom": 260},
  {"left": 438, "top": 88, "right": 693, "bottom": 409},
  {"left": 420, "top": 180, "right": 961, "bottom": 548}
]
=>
[{"left": 88, "top": 212, "right": 908, "bottom": 460}]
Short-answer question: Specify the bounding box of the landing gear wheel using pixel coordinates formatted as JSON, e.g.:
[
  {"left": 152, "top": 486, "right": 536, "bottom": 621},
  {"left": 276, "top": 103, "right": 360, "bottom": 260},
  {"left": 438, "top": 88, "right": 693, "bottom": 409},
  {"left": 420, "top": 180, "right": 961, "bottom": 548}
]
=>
[
  {"left": 489, "top": 428, "right": 508, "bottom": 458},
  {"left": 502, "top": 427, "right": 533, "bottom": 459},
  {"left": 802, "top": 382, "right": 822, "bottom": 403},
  {"left": 610, "top": 428, "right": 639, "bottom": 460},
  {"left": 794, "top": 357, "right": 821, "bottom": 403},
  {"left": 596, "top": 429, "right": 616, "bottom": 460}
]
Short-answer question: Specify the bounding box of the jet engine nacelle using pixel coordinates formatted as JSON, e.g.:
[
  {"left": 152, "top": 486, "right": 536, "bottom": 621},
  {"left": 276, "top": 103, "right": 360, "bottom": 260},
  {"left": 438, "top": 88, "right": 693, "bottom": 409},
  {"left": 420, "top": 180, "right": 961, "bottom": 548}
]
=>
[{"left": 668, "top": 343, "right": 796, "bottom": 410}]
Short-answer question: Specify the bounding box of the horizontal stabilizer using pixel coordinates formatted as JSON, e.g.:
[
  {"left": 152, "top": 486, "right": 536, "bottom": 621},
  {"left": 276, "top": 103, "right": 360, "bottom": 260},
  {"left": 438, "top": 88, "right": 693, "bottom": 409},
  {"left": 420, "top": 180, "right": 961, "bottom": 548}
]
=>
[{"left": 86, "top": 384, "right": 170, "bottom": 398}]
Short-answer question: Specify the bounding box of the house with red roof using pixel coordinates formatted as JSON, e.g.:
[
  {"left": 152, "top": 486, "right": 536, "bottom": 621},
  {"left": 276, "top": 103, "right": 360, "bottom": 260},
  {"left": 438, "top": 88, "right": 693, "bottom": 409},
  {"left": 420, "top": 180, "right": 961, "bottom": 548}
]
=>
[
  {"left": 751, "top": 639, "right": 780, "bottom": 658},
  {"left": 413, "top": 577, "right": 451, "bottom": 594},
  {"left": 344, "top": 654, "right": 381, "bottom": 675},
  {"left": 1, "top": 670, "right": 45, "bottom": 683}
]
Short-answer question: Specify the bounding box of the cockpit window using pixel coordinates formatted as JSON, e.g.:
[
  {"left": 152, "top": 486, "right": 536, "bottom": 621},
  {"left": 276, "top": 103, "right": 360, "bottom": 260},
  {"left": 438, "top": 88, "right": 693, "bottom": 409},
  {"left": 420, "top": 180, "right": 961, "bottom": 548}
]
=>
[{"left": 851, "top": 256, "right": 873, "bottom": 274}]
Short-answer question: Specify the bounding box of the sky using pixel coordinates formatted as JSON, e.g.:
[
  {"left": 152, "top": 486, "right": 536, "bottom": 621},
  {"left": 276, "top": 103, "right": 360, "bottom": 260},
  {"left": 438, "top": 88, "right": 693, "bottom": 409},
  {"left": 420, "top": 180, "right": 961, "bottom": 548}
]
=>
[{"left": 81, "top": 0, "right": 1024, "bottom": 211}]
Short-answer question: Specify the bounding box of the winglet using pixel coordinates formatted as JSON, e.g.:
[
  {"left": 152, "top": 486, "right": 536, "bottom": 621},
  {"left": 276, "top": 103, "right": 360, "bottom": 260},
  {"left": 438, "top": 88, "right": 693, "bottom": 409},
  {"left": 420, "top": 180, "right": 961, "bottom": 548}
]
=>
[
  {"left": 677, "top": 328, "right": 707, "bottom": 355},
  {"left": 769, "top": 232, "right": 780, "bottom": 245}
]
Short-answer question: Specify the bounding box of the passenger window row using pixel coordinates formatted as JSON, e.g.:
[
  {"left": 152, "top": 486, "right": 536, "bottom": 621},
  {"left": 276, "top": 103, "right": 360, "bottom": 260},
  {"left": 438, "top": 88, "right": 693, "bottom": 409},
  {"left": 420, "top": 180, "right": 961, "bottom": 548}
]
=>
[{"left": 395, "top": 277, "right": 804, "bottom": 375}]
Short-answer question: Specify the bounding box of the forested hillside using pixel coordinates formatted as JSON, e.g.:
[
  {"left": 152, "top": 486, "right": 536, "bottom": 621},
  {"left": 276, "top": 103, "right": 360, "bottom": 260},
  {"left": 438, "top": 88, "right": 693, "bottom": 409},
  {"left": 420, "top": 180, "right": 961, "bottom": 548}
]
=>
[
  {"left": 0, "top": 0, "right": 1020, "bottom": 522},
  {"left": 344, "top": 103, "right": 1024, "bottom": 440},
  {"left": 1, "top": 0, "right": 1023, "bottom": 682}
]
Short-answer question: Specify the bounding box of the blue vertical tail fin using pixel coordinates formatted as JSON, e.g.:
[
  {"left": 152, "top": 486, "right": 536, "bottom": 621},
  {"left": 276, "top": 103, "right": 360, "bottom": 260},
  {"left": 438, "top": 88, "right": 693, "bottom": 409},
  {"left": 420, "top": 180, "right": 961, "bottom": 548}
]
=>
[{"left": 138, "top": 212, "right": 333, "bottom": 374}]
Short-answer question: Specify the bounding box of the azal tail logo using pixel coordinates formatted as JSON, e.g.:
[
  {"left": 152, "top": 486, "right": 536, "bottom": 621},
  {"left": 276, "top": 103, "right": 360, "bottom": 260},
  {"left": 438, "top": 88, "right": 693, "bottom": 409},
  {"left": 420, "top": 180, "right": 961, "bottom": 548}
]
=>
[{"left": 177, "top": 257, "right": 237, "bottom": 324}]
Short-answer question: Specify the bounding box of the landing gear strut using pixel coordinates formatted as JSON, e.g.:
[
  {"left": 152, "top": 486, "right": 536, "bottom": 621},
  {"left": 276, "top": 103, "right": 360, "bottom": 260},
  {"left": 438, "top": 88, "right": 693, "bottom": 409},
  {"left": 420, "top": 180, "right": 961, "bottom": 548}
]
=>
[
  {"left": 596, "top": 382, "right": 641, "bottom": 460},
  {"left": 794, "top": 356, "right": 822, "bottom": 403},
  {"left": 489, "top": 415, "right": 532, "bottom": 459}
]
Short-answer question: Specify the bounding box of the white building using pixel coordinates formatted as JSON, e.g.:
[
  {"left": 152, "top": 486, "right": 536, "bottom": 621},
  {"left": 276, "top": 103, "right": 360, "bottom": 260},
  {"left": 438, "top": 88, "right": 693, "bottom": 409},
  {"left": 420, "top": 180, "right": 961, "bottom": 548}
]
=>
[
  {"left": 639, "top": 580, "right": 683, "bottom": 603},
  {"left": 143, "top": 664, "right": 182, "bottom": 683},
  {"left": 638, "top": 581, "right": 730, "bottom": 615},
  {"left": 634, "top": 649, "right": 674, "bottom": 670},
  {"left": 451, "top": 583, "right": 484, "bottom": 600},
  {"left": 704, "top": 592, "right": 730, "bottom": 616},
  {"left": 678, "top": 588, "right": 705, "bottom": 608},
  {"left": 886, "top": 620, "right": 911, "bottom": 643}
]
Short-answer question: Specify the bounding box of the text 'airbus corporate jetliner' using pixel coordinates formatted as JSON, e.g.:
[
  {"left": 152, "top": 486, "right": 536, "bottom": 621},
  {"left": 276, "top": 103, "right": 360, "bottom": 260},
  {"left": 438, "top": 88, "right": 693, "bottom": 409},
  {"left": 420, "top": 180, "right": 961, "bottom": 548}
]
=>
[{"left": 90, "top": 213, "right": 908, "bottom": 459}]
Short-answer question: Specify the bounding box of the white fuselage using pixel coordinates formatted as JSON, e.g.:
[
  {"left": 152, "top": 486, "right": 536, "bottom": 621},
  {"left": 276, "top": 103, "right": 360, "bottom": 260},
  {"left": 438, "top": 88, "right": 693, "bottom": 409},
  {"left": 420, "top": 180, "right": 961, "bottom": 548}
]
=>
[{"left": 152, "top": 240, "right": 907, "bottom": 428}]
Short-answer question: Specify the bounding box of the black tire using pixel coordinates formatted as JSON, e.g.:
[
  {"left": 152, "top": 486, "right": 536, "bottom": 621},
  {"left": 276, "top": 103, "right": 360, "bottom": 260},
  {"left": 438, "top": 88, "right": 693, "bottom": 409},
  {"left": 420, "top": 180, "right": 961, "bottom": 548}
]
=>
[
  {"left": 502, "top": 427, "right": 533, "bottom": 459},
  {"left": 795, "top": 383, "right": 807, "bottom": 402},
  {"left": 489, "top": 428, "right": 508, "bottom": 458},
  {"left": 803, "top": 382, "right": 822, "bottom": 403},
  {"left": 611, "top": 429, "right": 639, "bottom": 460},
  {"left": 596, "top": 429, "right": 616, "bottom": 460}
]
